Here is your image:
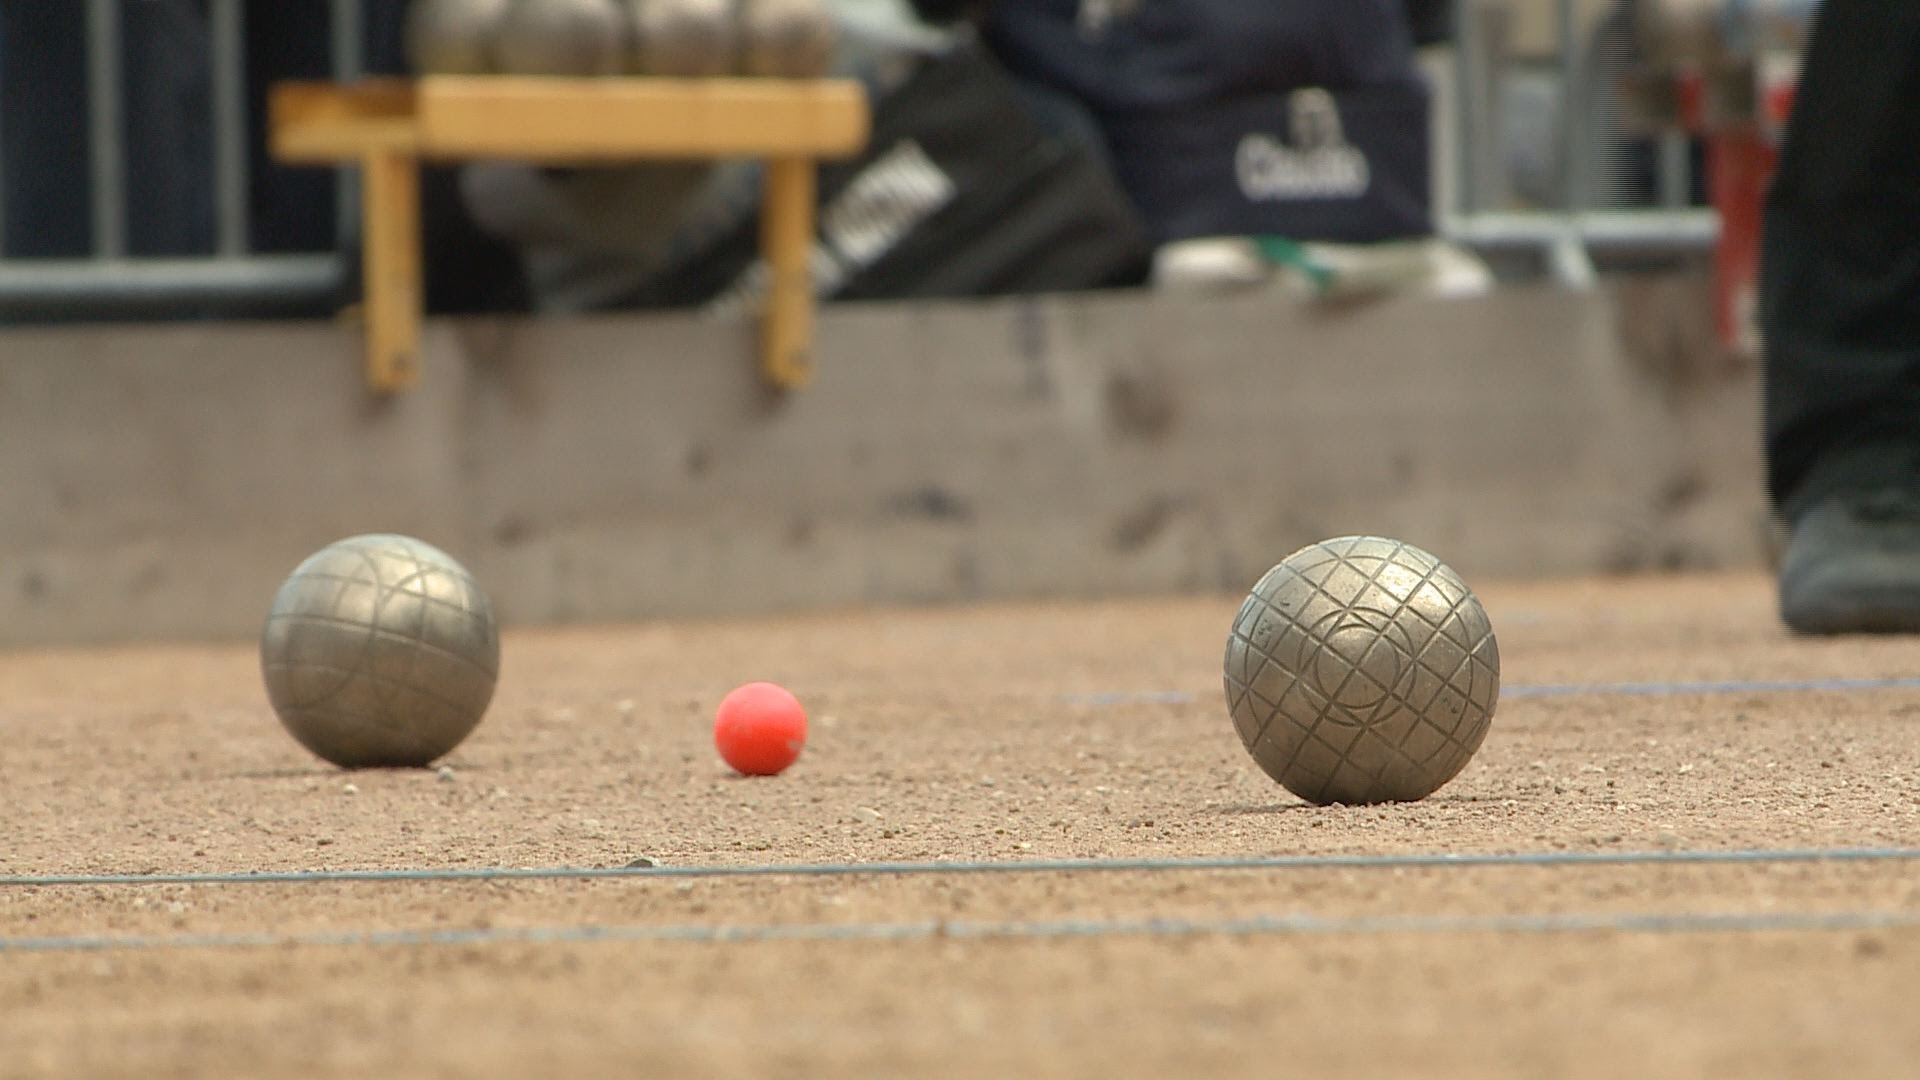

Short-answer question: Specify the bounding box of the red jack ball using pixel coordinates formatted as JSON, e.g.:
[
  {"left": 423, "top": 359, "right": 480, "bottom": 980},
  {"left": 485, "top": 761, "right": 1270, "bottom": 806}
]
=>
[{"left": 714, "top": 681, "right": 807, "bottom": 776}]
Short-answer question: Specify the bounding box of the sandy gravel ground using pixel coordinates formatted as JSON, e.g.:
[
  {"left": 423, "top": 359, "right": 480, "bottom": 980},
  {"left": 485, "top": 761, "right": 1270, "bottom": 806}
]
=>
[{"left": 4, "top": 572, "right": 1919, "bottom": 1078}]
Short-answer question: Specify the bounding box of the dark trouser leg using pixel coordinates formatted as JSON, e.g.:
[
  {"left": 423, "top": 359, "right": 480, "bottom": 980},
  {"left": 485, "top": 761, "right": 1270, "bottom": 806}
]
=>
[{"left": 1761, "top": 0, "right": 1920, "bottom": 521}]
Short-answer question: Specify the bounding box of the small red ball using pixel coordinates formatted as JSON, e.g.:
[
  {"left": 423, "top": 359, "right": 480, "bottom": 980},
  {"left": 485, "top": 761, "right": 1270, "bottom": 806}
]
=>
[{"left": 714, "top": 681, "right": 808, "bottom": 776}]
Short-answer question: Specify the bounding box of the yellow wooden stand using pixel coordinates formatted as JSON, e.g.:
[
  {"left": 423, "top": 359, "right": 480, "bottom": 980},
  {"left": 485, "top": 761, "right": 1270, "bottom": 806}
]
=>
[{"left": 270, "top": 77, "right": 871, "bottom": 393}]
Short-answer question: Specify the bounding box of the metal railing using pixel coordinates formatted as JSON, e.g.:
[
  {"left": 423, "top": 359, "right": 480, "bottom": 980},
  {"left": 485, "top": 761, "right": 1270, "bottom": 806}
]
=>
[
  {"left": 1437, "top": 0, "right": 1722, "bottom": 287},
  {"left": 0, "top": 0, "right": 365, "bottom": 318}
]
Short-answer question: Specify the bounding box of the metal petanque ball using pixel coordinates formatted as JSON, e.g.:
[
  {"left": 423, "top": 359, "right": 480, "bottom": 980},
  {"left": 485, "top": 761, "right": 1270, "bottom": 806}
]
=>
[
  {"left": 1223, "top": 536, "right": 1500, "bottom": 806},
  {"left": 261, "top": 534, "right": 500, "bottom": 769},
  {"left": 404, "top": 0, "right": 511, "bottom": 75}
]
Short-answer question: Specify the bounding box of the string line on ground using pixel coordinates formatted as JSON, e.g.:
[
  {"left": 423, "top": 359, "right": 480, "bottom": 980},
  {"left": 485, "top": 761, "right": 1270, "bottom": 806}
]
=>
[
  {"left": 5, "top": 846, "right": 1919, "bottom": 889},
  {"left": 2, "top": 908, "right": 1914, "bottom": 955}
]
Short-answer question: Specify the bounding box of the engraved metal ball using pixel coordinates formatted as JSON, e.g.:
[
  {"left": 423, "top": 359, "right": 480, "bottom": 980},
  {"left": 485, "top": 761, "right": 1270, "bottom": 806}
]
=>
[
  {"left": 261, "top": 534, "right": 500, "bottom": 769},
  {"left": 404, "top": 0, "right": 511, "bottom": 75},
  {"left": 1223, "top": 536, "right": 1499, "bottom": 805},
  {"left": 494, "top": 0, "right": 627, "bottom": 76}
]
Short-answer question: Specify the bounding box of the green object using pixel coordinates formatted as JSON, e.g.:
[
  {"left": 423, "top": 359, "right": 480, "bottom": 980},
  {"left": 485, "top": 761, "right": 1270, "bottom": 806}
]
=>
[{"left": 1251, "top": 235, "right": 1336, "bottom": 292}]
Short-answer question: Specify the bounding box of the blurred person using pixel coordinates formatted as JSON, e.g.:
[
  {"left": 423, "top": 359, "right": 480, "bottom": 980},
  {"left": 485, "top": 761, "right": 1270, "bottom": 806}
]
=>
[
  {"left": 1400, "top": 0, "right": 1452, "bottom": 46},
  {"left": 1763, "top": 0, "right": 1920, "bottom": 632},
  {"left": 972, "top": 0, "right": 1491, "bottom": 295}
]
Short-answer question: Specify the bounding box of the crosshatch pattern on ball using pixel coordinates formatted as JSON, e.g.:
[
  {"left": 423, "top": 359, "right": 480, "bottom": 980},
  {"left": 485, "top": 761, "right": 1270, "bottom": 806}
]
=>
[
  {"left": 261, "top": 534, "right": 500, "bottom": 769},
  {"left": 1223, "top": 536, "right": 1500, "bottom": 805}
]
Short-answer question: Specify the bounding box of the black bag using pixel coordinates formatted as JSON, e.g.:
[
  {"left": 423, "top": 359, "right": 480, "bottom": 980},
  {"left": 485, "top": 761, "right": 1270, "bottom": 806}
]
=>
[
  {"left": 624, "top": 43, "right": 1149, "bottom": 308},
  {"left": 1102, "top": 80, "right": 1434, "bottom": 244},
  {"left": 1402, "top": 0, "right": 1454, "bottom": 46}
]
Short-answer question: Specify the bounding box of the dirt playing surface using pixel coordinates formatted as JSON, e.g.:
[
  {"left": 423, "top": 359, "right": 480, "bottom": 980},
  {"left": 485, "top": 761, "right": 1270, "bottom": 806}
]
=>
[{"left": 4, "top": 571, "right": 1920, "bottom": 1077}]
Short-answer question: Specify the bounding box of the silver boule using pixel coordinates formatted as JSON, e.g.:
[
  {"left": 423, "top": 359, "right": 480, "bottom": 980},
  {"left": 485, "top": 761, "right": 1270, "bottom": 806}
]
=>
[
  {"left": 1224, "top": 536, "right": 1500, "bottom": 805},
  {"left": 405, "top": 0, "right": 512, "bottom": 74},
  {"left": 261, "top": 534, "right": 500, "bottom": 769},
  {"left": 738, "top": 0, "right": 837, "bottom": 78},
  {"left": 495, "top": 0, "right": 629, "bottom": 76},
  {"left": 628, "top": 0, "right": 739, "bottom": 76}
]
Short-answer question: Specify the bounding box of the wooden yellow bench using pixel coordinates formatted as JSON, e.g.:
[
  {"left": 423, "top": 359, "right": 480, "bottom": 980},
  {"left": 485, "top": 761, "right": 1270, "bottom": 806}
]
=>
[{"left": 270, "top": 77, "right": 872, "bottom": 393}]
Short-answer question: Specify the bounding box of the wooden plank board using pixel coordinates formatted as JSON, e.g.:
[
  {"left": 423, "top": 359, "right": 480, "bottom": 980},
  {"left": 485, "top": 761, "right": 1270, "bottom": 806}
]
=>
[
  {"left": 271, "top": 77, "right": 870, "bottom": 163},
  {"left": 360, "top": 151, "right": 424, "bottom": 393},
  {"left": 760, "top": 157, "right": 818, "bottom": 390},
  {"left": 413, "top": 76, "right": 870, "bottom": 160},
  {"left": 269, "top": 80, "right": 417, "bottom": 162}
]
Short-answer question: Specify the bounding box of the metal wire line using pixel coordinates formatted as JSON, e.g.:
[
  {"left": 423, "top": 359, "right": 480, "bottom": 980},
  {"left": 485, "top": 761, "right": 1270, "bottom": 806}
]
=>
[
  {"left": 4, "top": 908, "right": 1916, "bottom": 955},
  {"left": 5, "top": 846, "right": 1919, "bottom": 889}
]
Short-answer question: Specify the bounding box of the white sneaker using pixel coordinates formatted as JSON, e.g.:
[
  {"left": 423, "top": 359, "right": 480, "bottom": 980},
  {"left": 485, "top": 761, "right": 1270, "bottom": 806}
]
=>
[{"left": 1149, "top": 237, "right": 1271, "bottom": 291}]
